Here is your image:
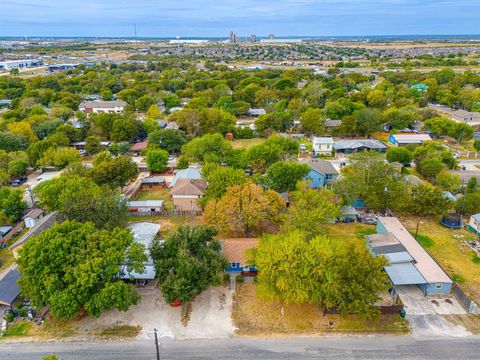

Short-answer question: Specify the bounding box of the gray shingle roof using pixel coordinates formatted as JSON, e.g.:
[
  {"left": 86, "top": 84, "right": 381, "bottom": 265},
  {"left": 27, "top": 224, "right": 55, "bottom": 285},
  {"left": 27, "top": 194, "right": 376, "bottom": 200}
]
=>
[
  {"left": 334, "top": 139, "right": 387, "bottom": 150},
  {"left": 307, "top": 159, "right": 338, "bottom": 175},
  {"left": 0, "top": 267, "right": 21, "bottom": 306}
]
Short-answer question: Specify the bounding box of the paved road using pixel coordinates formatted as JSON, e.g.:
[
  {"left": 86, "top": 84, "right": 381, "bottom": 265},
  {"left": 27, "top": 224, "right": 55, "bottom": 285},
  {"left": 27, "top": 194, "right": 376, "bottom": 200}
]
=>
[{"left": 1, "top": 336, "right": 479, "bottom": 360}]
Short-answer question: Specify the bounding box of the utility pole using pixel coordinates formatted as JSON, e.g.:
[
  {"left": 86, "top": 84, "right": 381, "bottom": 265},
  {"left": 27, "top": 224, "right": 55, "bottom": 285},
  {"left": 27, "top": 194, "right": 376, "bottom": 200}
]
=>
[
  {"left": 134, "top": 23, "right": 137, "bottom": 38},
  {"left": 154, "top": 328, "right": 160, "bottom": 360}
]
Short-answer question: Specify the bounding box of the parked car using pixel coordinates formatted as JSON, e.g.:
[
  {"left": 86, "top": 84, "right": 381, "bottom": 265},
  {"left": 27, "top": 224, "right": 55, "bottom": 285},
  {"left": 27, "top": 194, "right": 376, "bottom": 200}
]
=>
[{"left": 9, "top": 176, "right": 27, "bottom": 187}]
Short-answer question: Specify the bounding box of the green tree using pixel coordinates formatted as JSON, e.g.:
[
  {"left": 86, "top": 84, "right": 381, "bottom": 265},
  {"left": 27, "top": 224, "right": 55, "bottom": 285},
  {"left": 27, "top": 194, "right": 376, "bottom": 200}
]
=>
[
  {"left": 181, "top": 133, "right": 233, "bottom": 164},
  {"left": 200, "top": 164, "right": 247, "bottom": 206},
  {"left": 418, "top": 158, "right": 444, "bottom": 179},
  {"left": 88, "top": 153, "right": 139, "bottom": 188},
  {"left": 38, "top": 147, "right": 81, "bottom": 169},
  {"left": 261, "top": 161, "right": 310, "bottom": 193},
  {"left": 17, "top": 221, "right": 147, "bottom": 320},
  {"left": 147, "top": 129, "right": 187, "bottom": 153},
  {"left": 0, "top": 188, "right": 27, "bottom": 224},
  {"left": 146, "top": 149, "right": 169, "bottom": 173},
  {"left": 0, "top": 132, "right": 28, "bottom": 152},
  {"left": 386, "top": 147, "right": 413, "bottom": 166},
  {"left": 251, "top": 231, "right": 388, "bottom": 319},
  {"left": 282, "top": 183, "right": 341, "bottom": 239},
  {"left": 85, "top": 136, "right": 102, "bottom": 156},
  {"left": 408, "top": 184, "right": 452, "bottom": 238},
  {"left": 300, "top": 108, "right": 326, "bottom": 135},
  {"left": 150, "top": 226, "right": 226, "bottom": 312},
  {"left": 36, "top": 175, "right": 128, "bottom": 230}
]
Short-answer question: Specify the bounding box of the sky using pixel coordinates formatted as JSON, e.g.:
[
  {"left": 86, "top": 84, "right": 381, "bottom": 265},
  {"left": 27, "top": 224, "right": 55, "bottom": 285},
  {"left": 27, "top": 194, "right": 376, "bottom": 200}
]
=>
[{"left": 1, "top": 0, "right": 479, "bottom": 38}]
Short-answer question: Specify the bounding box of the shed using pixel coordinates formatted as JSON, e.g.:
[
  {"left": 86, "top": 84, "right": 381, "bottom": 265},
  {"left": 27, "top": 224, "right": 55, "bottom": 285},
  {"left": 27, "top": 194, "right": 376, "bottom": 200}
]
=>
[
  {"left": 0, "top": 226, "right": 12, "bottom": 240},
  {"left": 339, "top": 205, "right": 358, "bottom": 222},
  {"left": 23, "top": 208, "right": 44, "bottom": 229},
  {"left": 128, "top": 200, "right": 164, "bottom": 213},
  {"left": 130, "top": 140, "right": 148, "bottom": 155},
  {"left": 141, "top": 176, "right": 166, "bottom": 190}
]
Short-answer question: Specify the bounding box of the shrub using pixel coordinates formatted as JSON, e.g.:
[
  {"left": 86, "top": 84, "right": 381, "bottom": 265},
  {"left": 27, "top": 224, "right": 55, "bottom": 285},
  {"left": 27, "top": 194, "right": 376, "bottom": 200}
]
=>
[{"left": 235, "top": 274, "right": 244, "bottom": 282}]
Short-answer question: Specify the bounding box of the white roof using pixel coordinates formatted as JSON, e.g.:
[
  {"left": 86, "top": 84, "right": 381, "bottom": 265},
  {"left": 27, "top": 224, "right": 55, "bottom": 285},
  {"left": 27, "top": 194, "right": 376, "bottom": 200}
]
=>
[
  {"left": 392, "top": 134, "right": 432, "bottom": 143},
  {"left": 378, "top": 217, "right": 451, "bottom": 284},
  {"left": 128, "top": 200, "right": 164, "bottom": 208},
  {"left": 129, "top": 222, "right": 161, "bottom": 248},
  {"left": 313, "top": 137, "right": 334, "bottom": 144}
]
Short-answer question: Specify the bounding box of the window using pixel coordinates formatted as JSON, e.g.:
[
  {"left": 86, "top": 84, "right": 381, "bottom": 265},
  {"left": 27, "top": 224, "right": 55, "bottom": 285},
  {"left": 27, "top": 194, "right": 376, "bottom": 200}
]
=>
[
  {"left": 435, "top": 283, "right": 443, "bottom": 289},
  {"left": 230, "top": 262, "right": 238, "bottom": 268},
  {"left": 325, "top": 174, "right": 332, "bottom": 180}
]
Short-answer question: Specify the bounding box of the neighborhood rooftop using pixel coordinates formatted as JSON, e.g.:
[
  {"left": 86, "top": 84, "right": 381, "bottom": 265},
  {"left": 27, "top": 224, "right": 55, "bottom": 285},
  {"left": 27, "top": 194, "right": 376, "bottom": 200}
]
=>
[
  {"left": 128, "top": 200, "right": 164, "bottom": 207},
  {"left": 334, "top": 139, "right": 387, "bottom": 150},
  {"left": 222, "top": 238, "right": 259, "bottom": 265},
  {"left": 306, "top": 159, "right": 338, "bottom": 175}
]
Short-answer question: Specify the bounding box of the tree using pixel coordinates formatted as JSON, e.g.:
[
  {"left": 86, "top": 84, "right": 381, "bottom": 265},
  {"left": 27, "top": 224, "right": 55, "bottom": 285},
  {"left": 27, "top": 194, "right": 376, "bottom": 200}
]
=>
[
  {"left": 36, "top": 175, "right": 128, "bottom": 230},
  {"left": 146, "top": 149, "right": 169, "bottom": 173},
  {"left": 351, "top": 108, "right": 382, "bottom": 136},
  {"left": 38, "top": 147, "right": 81, "bottom": 169},
  {"left": 200, "top": 164, "right": 247, "bottom": 206},
  {"left": 282, "top": 183, "right": 341, "bottom": 239},
  {"left": 251, "top": 231, "right": 388, "bottom": 319},
  {"left": 150, "top": 226, "right": 226, "bottom": 311},
  {"left": 408, "top": 184, "right": 452, "bottom": 238},
  {"left": 89, "top": 152, "right": 139, "bottom": 188},
  {"left": 85, "top": 136, "right": 102, "bottom": 155},
  {"left": 474, "top": 140, "right": 480, "bottom": 153},
  {"left": 0, "top": 132, "right": 28, "bottom": 152},
  {"left": 146, "top": 104, "right": 163, "bottom": 119},
  {"left": 203, "top": 183, "right": 285, "bottom": 237},
  {"left": 261, "top": 161, "right": 310, "bottom": 193},
  {"left": 451, "top": 122, "right": 474, "bottom": 144},
  {"left": 0, "top": 188, "right": 27, "bottom": 224},
  {"left": 418, "top": 158, "right": 444, "bottom": 179},
  {"left": 199, "top": 108, "right": 236, "bottom": 135},
  {"left": 300, "top": 108, "right": 326, "bottom": 135},
  {"left": 181, "top": 134, "right": 233, "bottom": 164},
  {"left": 386, "top": 147, "right": 413, "bottom": 166},
  {"left": 147, "top": 129, "right": 187, "bottom": 153},
  {"left": 17, "top": 221, "right": 147, "bottom": 320}
]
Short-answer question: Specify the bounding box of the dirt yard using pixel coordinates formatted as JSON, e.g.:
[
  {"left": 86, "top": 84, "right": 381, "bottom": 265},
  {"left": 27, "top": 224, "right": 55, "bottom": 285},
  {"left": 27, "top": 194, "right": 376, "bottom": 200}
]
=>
[
  {"left": 77, "top": 286, "right": 234, "bottom": 340},
  {"left": 232, "top": 284, "right": 408, "bottom": 336}
]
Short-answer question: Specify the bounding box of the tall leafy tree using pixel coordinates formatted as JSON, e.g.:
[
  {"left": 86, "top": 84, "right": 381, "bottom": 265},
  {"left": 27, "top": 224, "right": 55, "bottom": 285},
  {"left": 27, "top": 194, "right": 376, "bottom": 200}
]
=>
[
  {"left": 17, "top": 221, "right": 147, "bottom": 320},
  {"left": 150, "top": 226, "right": 226, "bottom": 312},
  {"left": 88, "top": 152, "right": 139, "bottom": 188},
  {"left": 200, "top": 164, "right": 247, "bottom": 206},
  {"left": 0, "top": 188, "right": 27, "bottom": 224},
  {"left": 146, "top": 149, "right": 169, "bottom": 173},
  {"left": 203, "top": 183, "right": 285, "bottom": 237},
  {"left": 261, "top": 161, "right": 310, "bottom": 193}
]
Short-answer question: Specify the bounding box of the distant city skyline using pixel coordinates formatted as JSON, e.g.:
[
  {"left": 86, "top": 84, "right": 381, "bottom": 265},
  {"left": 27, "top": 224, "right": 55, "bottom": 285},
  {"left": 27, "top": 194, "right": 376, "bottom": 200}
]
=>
[{"left": 1, "top": 0, "right": 480, "bottom": 38}]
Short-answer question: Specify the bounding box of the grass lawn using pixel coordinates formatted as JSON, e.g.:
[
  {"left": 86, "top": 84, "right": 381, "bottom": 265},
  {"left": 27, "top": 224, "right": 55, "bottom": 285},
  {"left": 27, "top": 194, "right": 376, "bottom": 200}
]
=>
[
  {"left": 133, "top": 188, "right": 173, "bottom": 210},
  {"left": 399, "top": 215, "right": 480, "bottom": 304},
  {"left": 1, "top": 321, "right": 32, "bottom": 338},
  {"left": 128, "top": 215, "right": 202, "bottom": 238},
  {"left": 232, "top": 284, "right": 408, "bottom": 336},
  {"left": 0, "top": 246, "right": 15, "bottom": 272},
  {"left": 98, "top": 325, "right": 141, "bottom": 338},
  {"left": 231, "top": 138, "right": 266, "bottom": 149},
  {"left": 324, "top": 222, "right": 376, "bottom": 244}
]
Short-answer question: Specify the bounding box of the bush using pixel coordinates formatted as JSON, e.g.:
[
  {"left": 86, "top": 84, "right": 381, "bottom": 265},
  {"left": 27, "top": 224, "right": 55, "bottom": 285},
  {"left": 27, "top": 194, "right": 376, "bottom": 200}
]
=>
[
  {"left": 17, "top": 308, "right": 27, "bottom": 318},
  {"left": 235, "top": 274, "right": 244, "bottom": 282},
  {"left": 5, "top": 312, "right": 14, "bottom": 323},
  {"left": 223, "top": 273, "right": 230, "bottom": 283}
]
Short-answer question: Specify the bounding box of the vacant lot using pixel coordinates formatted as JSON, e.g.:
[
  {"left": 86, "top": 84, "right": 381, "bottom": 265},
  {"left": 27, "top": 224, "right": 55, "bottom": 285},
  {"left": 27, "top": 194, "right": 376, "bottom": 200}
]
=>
[
  {"left": 127, "top": 215, "right": 202, "bottom": 238},
  {"left": 134, "top": 188, "right": 173, "bottom": 210},
  {"left": 399, "top": 215, "right": 480, "bottom": 304},
  {"left": 232, "top": 284, "right": 408, "bottom": 336}
]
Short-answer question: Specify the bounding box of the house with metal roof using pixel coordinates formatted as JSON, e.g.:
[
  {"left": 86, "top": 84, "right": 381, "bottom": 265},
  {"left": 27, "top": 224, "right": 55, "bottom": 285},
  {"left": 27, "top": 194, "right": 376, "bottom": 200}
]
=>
[
  {"left": 118, "top": 222, "right": 160, "bottom": 280},
  {"left": 304, "top": 159, "right": 338, "bottom": 188},
  {"left": 388, "top": 134, "right": 432, "bottom": 146},
  {"left": 334, "top": 139, "right": 387, "bottom": 154},
  {"left": 169, "top": 167, "right": 202, "bottom": 188},
  {"left": 170, "top": 179, "right": 207, "bottom": 212},
  {"left": 370, "top": 217, "right": 453, "bottom": 295},
  {"left": 467, "top": 214, "right": 480, "bottom": 236}
]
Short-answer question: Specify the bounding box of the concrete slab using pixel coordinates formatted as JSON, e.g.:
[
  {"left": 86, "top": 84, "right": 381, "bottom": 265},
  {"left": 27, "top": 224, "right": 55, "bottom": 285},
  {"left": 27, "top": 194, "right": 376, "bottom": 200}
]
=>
[{"left": 396, "top": 285, "right": 467, "bottom": 315}]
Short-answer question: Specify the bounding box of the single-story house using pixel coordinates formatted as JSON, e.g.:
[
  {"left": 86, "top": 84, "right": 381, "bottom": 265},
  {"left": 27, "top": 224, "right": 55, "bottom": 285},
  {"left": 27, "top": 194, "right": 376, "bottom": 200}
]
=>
[
  {"left": 467, "top": 214, "right": 480, "bottom": 236},
  {"left": 372, "top": 217, "right": 453, "bottom": 295},
  {"left": 78, "top": 100, "right": 127, "bottom": 114},
  {"left": 130, "top": 140, "right": 148, "bottom": 156},
  {"left": 247, "top": 108, "right": 266, "bottom": 117},
  {"left": 157, "top": 120, "right": 168, "bottom": 128},
  {"left": 312, "top": 137, "right": 334, "bottom": 156},
  {"left": 304, "top": 159, "right": 338, "bottom": 188},
  {"left": 10, "top": 212, "right": 59, "bottom": 258},
  {"left": 0, "top": 266, "right": 21, "bottom": 307},
  {"left": 118, "top": 222, "right": 160, "bottom": 280},
  {"left": 388, "top": 134, "right": 432, "bottom": 146},
  {"left": 141, "top": 176, "right": 166, "bottom": 190},
  {"left": 71, "top": 141, "right": 111, "bottom": 151},
  {"left": 334, "top": 139, "right": 387, "bottom": 154},
  {"left": 339, "top": 205, "right": 358, "bottom": 223},
  {"left": 222, "top": 238, "right": 259, "bottom": 275},
  {"left": 169, "top": 167, "right": 202, "bottom": 188},
  {"left": 23, "top": 208, "right": 44, "bottom": 229},
  {"left": 127, "top": 200, "right": 164, "bottom": 213},
  {"left": 170, "top": 179, "right": 207, "bottom": 212}
]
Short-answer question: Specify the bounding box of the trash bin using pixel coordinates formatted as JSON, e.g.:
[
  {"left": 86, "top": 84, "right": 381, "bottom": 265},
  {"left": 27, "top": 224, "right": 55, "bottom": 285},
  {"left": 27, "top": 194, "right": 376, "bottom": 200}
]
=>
[{"left": 399, "top": 309, "right": 406, "bottom": 318}]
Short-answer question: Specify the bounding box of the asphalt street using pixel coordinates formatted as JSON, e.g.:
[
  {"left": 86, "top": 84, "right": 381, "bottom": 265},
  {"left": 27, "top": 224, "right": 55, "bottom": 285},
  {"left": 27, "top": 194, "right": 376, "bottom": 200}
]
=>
[{"left": 1, "top": 335, "right": 480, "bottom": 360}]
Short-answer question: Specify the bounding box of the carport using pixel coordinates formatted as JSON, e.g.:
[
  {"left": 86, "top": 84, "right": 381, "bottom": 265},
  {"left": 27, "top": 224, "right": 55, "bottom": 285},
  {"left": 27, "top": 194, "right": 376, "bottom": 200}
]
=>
[{"left": 384, "top": 263, "right": 426, "bottom": 286}]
